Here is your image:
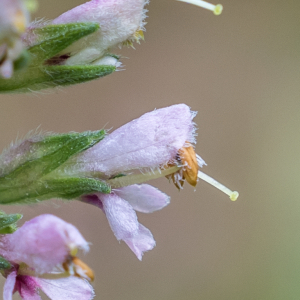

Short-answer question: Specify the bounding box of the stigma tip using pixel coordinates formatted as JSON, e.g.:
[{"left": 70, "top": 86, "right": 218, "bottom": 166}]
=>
[
  {"left": 213, "top": 4, "right": 223, "bottom": 15},
  {"left": 230, "top": 191, "right": 239, "bottom": 201}
]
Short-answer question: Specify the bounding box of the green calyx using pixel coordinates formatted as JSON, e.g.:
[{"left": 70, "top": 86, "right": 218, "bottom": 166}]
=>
[
  {"left": 0, "top": 131, "right": 111, "bottom": 204},
  {"left": 0, "top": 256, "right": 12, "bottom": 270},
  {"left": 0, "top": 23, "right": 117, "bottom": 93},
  {"left": 0, "top": 211, "right": 22, "bottom": 234}
]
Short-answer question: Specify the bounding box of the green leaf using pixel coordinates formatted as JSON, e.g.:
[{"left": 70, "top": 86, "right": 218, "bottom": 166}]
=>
[
  {"left": 0, "top": 64, "right": 116, "bottom": 93},
  {"left": 0, "top": 256, "right": 11, "bottom": 270},
  {"left": 0, "top": 177, "right": 110, "bottom": 204},
  {"left": 13, "top": 51, "right": 30, "bottom": 71},
  {"left": 0, "top": 224, "right": 18, "bottom": 234},
  {"left": 0, "top": 22, "right": 119, "bottom": 94},
  {"left": 44, "top": 177, "right": 111, "bottom": 199},
  {"left": 0, "top": 214, "right": 22, "bottom": 230},
  {"left": 28, "top": 23, "right": 100, "bottom": 63},
  {"left": 0, "top": 131, "right": 110, "bottom": 204},
  {"left": 0, "top": 211, "right": 22, "bottom": 234},
  {"left": 0, "top": 130, "right": 105, "bottom": 188}
]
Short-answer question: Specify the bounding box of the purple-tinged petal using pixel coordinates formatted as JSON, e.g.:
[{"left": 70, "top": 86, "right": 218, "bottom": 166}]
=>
[
  {"left": 33, "top": 276, "right": 94, "bottom": 300},
  {"left": 0, "top": 215, "right": 88, "bottom": 274},
  {"left": 115, "top": 184, "right": 170, "bottom": 213},
  {"left": 51, "top": 0, "right": 148, "bottom": 62},
  {"left": 123, "top": 224, "right": 155, "bottom": 260},
  {"left": 75, "top": 104, "right": 196, "bottom": 176},
  {"left": 86, "top": 193, "right": 156, "bottom": 259},
  {"left": 17, "top": 276, "right": 41, "bottom": 300},
  {"left": 3, "top": 271, "right": 17, "bottom": 300},
  {"left": 99, "top": 193, "right": 139, "bottom": 240}
]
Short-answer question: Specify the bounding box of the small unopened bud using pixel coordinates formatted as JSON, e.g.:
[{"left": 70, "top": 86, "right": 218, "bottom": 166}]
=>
[{"left": 177, "top": 0, "right": 223, "bottom": 15}]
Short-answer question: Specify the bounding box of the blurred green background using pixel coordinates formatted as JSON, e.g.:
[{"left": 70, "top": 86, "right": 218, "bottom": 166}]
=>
[{"left": 1, "top": 0, "right": 300, "bottom": 299}]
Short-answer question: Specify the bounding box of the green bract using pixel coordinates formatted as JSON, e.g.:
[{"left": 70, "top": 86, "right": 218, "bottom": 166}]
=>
[
  {"left": 0, "top": 23, "right": 117, "bottom": 93},
  {"left": 0, "top": 211, "right": 22, "bottom": 235},
  {"left": 0, "top": 131, "right": 110, "bottom": 204},
  {"left": 0, "top": 255, "right": 12, "bottom": 270}
]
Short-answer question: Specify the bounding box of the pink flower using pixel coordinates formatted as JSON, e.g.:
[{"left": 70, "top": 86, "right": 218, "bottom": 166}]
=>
[
  {"left": 50, "top": 0, "right": 149, "bottom": 66},
  {"left": 0, "top": 214, "right": 94, "bottom": 300},
  {"left": 73, "top": 104, "right": 201, "bottom": 176},
  {"left": 78, "top": 104, "right": 205, "bottom": 259},
  {"left": 76, "top": 104, "right": 238, "bottom": 259}
]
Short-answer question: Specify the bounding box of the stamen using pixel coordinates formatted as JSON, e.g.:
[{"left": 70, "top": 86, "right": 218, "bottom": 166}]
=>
[
  {"left": 108, "top": 166, "right": 181, "bottom": 188},
  {"left": 177, "top": 0, "right": 223, "bottom": 15},
  {"left": 13, "top": 10, "right": 27, "bottom": 33},
  {"left": 63, "top": 256, "right": 94, "bottom": 282},
  {"left": 197, "top": 170, "right": 239, "bottom": 201},
  {"left": 72, "top": 257, "right": 94, "bottom": 282}
]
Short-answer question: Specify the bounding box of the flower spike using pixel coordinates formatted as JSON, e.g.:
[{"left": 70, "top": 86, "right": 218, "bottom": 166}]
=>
[{"left": 177, "top": 0, "right": 223, "bottom": 15}]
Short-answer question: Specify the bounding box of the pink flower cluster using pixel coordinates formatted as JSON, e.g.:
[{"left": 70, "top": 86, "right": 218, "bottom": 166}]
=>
[{"left": 0, "top": 215, "right": 94, "bottom": 300}]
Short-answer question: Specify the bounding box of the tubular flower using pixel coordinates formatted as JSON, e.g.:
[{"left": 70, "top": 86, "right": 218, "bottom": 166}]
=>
[
  {"left": 0, "top": 214, "right": 94, "bottom": 300},
  {"left": 0, "top": 0, "right": 148, "bottom": 92},
  {"left": 0, "top": 104, "right": 238, "bottom": 259},
  {"left": 0, "top": 0, "right": 30, "bottom": 78},
  {"left": 72, "top": 104, "right": 238, "bottom": 259},
  {"left": 24, "top": 0, "right": 149, "bottom": 67}
]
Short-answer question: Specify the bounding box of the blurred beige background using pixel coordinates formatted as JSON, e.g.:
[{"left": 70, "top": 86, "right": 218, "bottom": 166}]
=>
[{"left": 1, "top": 0, "right": 300, "bottom": 299}]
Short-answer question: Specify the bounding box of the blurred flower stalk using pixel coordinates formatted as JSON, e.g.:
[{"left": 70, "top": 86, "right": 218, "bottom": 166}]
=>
[{"left": 0, "top": 104, "right": 238, "bottom": 259}]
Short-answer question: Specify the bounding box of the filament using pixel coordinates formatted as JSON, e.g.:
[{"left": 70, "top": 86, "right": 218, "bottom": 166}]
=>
[
  {"left": 197, "top": 170, "right": 239, "bottom": 201},
  {"left": 177, "top": 0, "right": 223, "bottom": 15},
  {"left": 108, "top": 166, "right": 181, "bottom": 188}
]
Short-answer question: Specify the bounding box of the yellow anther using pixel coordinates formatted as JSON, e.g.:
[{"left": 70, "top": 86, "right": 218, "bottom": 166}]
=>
[
  {"left": 70, "top": 248, "right": 78, "bottom": 257},
  {"left": 165, "top": 143, "right": 199, "bottom": 190},
  {"left": 63, "top": 256, "right": 94, "bottom": 282},
  {"left": 178, "top": 144, "right": 198, "bottom": 187},
  {"left": 13, "top": 10, "right": 27, "bottom": 33},
  {"left": 72, "top": 257, "right": 95, "bottom": 282},
  {"left": 134, "top": 30, "right": 144, "bottom": 41}
]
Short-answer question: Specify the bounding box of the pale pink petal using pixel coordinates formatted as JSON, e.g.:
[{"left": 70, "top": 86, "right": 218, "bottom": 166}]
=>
[
  {"left": 0, "top": 215, "right": 88, "bottom": 274},
  {"left": 83, "top": 193, "right": 155, "bottom": 259},
  {"left": 123, "top": 224, "right": 155, "bottom": 260},
  {"left": 115, "top": 184, "right": 170, "bottom": 213},
  {"left": 75, "top": 104, "right": 196, "bottom": 176},
  {"left": 51, "top": 0, "right": 147, "bottom": 60},
  {"left": 3, "top": 271, "right": 17, "bottom": 300},
  {"left": 34, "top": 276, "right": 94, "bottom": 300},
  {"left": 99, "top": 193, "right": 139, "bottom": 240},
  {"left": 17, "top": 276, "right": 41, "bottom": 300}
]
